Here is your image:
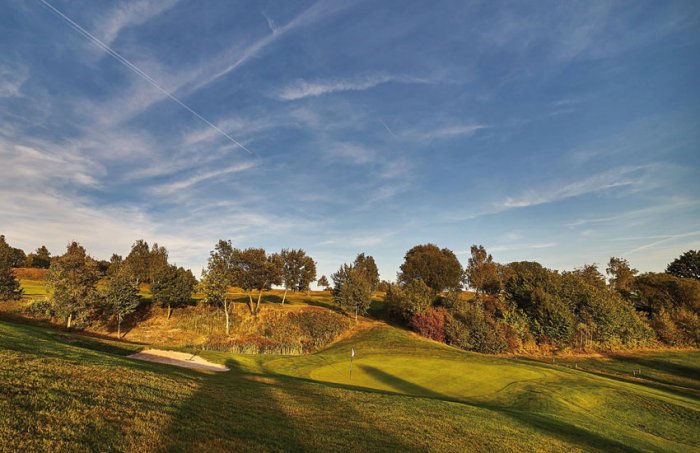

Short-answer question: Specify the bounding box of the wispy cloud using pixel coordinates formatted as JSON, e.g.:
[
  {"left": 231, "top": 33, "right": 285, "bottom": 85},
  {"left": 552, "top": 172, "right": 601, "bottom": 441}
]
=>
[
  {"left": 566, "top": 198, "right": 699, "bottom": 228},
  {"left": 152, "top": 161, "right": 257, "bottom": 194},
  {"left": 502, "top": 165, "right": 647, "bottom": 209},
  {"left": 190, "top": 0, "right": 350, "bottom": 93},
  {"left": 0, "top": 64, "right": 27, "bottom": 97},
  {"left": 626, "top": 230, "right": 700, "bottom": 255},
  {"left": 400, "top": 122, "right": 489, "bottom": 143},
  {"left": 489, "top": 242, "right": 558, "bottom": 253},
  {"left": 326, "top": 142, "right": 376, "bottom": 165},
  {"left": 97, "top": 0, "right": 180, "bottom": 46},
  {"left": 427, "top": 123, "right": 489, "bottom": 140},
  {"left": 276, "top": 73, "right": 424, "bottom": 101}
]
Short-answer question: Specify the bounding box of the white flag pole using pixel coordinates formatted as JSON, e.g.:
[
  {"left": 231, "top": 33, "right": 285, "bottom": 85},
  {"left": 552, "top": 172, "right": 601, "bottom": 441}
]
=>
[{"left": 350, "top": 348, "right": 355, "bottom": 380}]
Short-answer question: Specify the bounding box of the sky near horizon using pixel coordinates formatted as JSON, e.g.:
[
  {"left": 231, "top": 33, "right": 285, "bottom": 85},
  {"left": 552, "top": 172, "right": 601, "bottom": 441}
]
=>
[{"left": 1, "top": 0, "right": 699, "bottom": 282}]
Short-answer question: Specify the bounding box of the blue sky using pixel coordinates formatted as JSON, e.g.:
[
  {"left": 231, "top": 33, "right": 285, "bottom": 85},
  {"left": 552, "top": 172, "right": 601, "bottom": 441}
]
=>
[{"left": 1, "top": 0, "right": 699, "bottom": 282}]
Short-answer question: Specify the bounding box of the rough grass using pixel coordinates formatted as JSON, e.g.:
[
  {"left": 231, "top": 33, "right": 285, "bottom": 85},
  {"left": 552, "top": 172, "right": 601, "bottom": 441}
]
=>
[{"left": 1, "top": 319, "right": 698, "bottom": 452}]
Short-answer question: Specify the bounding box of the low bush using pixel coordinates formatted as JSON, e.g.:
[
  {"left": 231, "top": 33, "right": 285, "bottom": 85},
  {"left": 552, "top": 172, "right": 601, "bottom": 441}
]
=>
[
  {"left": 410, "top": 307, "right": 447, "bottom": 342},
  {"left": 385, "top": 280, "right": 434, "bottom": 323},
  {"left": 199, "top": 308, "right": 350, "bottom": 355},
  {"left": 445, "top": 301, "right": 509, "bottom": 354}
]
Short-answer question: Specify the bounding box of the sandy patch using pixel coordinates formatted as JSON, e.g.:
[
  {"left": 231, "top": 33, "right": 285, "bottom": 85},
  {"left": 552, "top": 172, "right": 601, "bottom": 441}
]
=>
[{"left": 129, "top": 349, "right": 229, "bottom": 372}]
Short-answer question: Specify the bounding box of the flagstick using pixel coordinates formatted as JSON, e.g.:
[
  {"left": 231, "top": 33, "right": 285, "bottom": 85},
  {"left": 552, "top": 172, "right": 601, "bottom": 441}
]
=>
[{"left": 349, "top": 348, "right": 354, "bottom": 381}]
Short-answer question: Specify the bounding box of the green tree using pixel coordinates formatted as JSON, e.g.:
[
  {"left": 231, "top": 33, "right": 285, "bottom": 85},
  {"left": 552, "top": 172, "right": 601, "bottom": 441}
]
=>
[
  {"left": 106, "top": 254, "right": 124, "bottom": 277},
  {"left": 200, "top": 240, "right": 237, "bottom": 334},
  {"left": 464, "top": 245, "right": 501, "bottom": 298},
  {"left": 280, "top": 249, "right": 317, "bottom": 304},
  {"left": 124, "top": 240, "right": 151, "bottom": 283},
  {"left": 317, "top": 275, "right": 330, "bottom": 290},
  {"left": 331, "top": 263, "right": 373, "bottom": 319},
  {"left": 353, "top": 253, "right": 380, "bottom": 292},
  {"left": 149, "top": 243, "right": 169, "bottom": 282},
  {"left": 27, "top": 245, "right": 51, "bottom": 269},
  {"left": 103, "top": 267, "right": 140, "bottom": 338},
  {"left": 0, "top": 260, "right": 23, "bottom": 301},
  {"left": 46, "top": 242, "right": 100, "bottom": 328},
  {"left": 398, "top": 244, "right": 462, "bottom": 293},
  {"left": 666, "top": 250, "right": 700, "bottom": 280},
  {"left": 234, "top": 248, "right": 282, "bottom": 315},
  {"left": 124, "top": 240, "right": 169, "bottom": 283},
  {"left": 0, "top": 235, "right": 26, "bottom": 268},
  {"left": 606, "top": 257, "right": 637, "bottom": 295},
  {"left": 151, "top": 264, "right": 196, "bottom": 319},
  {"left": 570, "top": 264, "right": 606, "bottom": 289},
  {"left": 503, "top": 261, "right": 573, "bottom": 345}
]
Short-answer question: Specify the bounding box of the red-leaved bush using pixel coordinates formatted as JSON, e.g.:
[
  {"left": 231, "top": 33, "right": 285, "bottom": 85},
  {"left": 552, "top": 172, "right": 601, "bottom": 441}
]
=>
[{"left": 410, "top": 307, "right": 448, "bottom": 342}]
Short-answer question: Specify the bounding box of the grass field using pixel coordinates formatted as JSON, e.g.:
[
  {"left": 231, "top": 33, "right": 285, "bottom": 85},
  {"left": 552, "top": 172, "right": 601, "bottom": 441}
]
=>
[{"left": 1, "top": 317, "right": 698, "bottom": 452}]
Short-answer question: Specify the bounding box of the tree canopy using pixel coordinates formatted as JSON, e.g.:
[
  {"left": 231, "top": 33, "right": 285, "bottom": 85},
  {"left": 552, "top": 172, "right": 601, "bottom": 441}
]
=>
[
  {"left": 103, "top": 266, "right": 140, "bottom": 338},
  {"left": 280, "top": 249, "right": 317, "bottom": 295},
  {"left": 234, "top": 248, "right": 282, "bottom": 314},
  {"left": 151, "top": 264, "right": 195, "bottom": 319},
  {"left": 27, "top": 245, "right": 51, "bottom": 269},
  {"left": 47, "top": 242, "right": 100, "bottom": 328},
  {"left": 606, "top": 257, "right": 637, "bottom": 294},
  {"left": 124, "top": 240, "right": 169, "bottom": 283},
  {"left": 464, "top": 245, "right": 501, "bottom": 297},
  {"left": 332, "top": 260, "right": 374, "bottom": 317},
  {"left": 0, "top": 235, "right": 27, "bottom": 268},
  {"left": 200, "top": 240, "right": 237, "bottom": 333},
  {"left": 0, "top": 259, "right": 23, "bottom": 301},
  {"left": 398, "top": 244, "right": 462, "bottom": 293},
  {"left": 666, "top": 250, "right": 700, "bottom": 280}
]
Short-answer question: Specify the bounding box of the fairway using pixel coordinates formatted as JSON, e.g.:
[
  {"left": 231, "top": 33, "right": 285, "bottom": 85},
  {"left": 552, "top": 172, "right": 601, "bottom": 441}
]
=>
[{"left": 3, "top": 318, "right": 699, "bottom": 452}]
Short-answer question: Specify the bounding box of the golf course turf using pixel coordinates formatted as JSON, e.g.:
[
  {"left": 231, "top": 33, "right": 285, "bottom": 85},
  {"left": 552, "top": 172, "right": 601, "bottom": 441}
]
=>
[{"left": 1, "top": 319, "right": 698, "bottom": 452}]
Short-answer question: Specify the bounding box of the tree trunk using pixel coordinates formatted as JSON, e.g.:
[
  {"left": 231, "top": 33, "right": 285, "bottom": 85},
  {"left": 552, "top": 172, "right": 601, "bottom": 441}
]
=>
[
  {"left": 247, "top": 292, "right": 254, "bottom": 314},
  {"left": 255, "top": 290, "right": 264, "bottom": 314},
  {"left": 117, "top": 314, "right": 122, "bottom": 338},
  {"left": 66, "top": 313, "right": 72, "bottom": 329},
  {"left": 281, "top": 289, "right": 288, "bottom": 305},
  {"left": 224, "top": 301, "right": 230, "bottom": 336},
  {"left": 355, "top": 306, "right": 358, "bottom": 322},
  {"left": 167, "top": 303, "right": 172, "bottom": 319}
]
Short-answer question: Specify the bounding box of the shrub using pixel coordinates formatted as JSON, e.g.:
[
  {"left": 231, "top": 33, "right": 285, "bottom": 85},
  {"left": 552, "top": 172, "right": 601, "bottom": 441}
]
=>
[
  {"left": 651, "top": 307, "right": 700, "bottom": 346},
  {"left": 290, "top": 310, "right": 349, "bottom": 351},
  {"left": 24, "top": 298, "right": 54, "bottom": 319},
  {"left": 635, "top": 273, "right": 700, "bottom": 314},
  {"left": 199, "top": 308, "right": 351, "bottom": 355},
  {"left": 384, "top": 280, "right": 434, "bottom": 323},
  {"left": 445, "top": 301, "right": 508, "bottom": 354},
  {"left": 635, "top": 273, "right": 700, "bottom": 345},
  {"left": 410, "top": 307, "right": 447, "bottom": 342}
]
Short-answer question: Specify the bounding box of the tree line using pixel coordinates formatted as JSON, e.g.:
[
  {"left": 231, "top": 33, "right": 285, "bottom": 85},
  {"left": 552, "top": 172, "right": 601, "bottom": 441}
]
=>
[
  {"left": 0, "top": 236, "right": 319, "bottom": 337},
  {"left": 383, "top": 245, "right": 700, "bottom": 352},
  {"left": 1, "top": 234, "right": 699, "bottom": 351}
]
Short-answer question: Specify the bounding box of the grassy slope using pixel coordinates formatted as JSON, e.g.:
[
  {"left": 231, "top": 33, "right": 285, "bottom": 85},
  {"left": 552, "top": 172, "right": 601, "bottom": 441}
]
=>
[{"left": 2, "top": 319, "right": 699, "bottom": 452}]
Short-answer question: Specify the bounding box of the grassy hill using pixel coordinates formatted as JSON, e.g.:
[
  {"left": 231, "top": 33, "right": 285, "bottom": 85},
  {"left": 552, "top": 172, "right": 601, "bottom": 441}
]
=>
[{"left": 1, "top": 317, "right": 698, "bottom": 452}]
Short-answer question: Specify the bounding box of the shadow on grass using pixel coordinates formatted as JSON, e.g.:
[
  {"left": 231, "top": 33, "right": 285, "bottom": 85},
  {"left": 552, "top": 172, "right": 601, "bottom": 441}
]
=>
[
  {"left": 356, "top": 364, "right": 640, "bottom": 451},
  {"left": 612, "top": 355, "right": 700, "bottom": 386},
  {"left": 360, "top": 365, "right": 446, "bottom": 399},
  {"left": 160, "top": 359, "right": 414, "bottom": 451}
]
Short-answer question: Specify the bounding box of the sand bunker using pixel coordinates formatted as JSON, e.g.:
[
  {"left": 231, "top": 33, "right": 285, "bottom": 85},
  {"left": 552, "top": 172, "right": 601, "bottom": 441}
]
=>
[{"left": 129, "top": 349, "right": 229, "bottom": 372}]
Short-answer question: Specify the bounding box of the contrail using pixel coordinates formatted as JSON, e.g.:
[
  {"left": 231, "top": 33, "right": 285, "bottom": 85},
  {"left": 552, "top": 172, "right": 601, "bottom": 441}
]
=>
[
  {"left": 379, "top": 119, "right": 398, "bottom": 137},
  {"left": 39, "top": 0, "right": 256, "bottom": 156}
]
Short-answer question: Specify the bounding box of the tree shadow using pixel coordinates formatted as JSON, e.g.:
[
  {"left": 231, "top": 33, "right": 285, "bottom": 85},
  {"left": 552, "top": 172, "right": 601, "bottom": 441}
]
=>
[
  {"left": 359, "top": 365, "right": 446, "bottom": 399},
  {"left": 160, "top": 358, "right": 416, "bottom": 451},
  {"left": 612, "top": 355, "right": 700, "bottom": 385},
  {"left": 337, "top": 364, "right": 642, "bottom": 452}
]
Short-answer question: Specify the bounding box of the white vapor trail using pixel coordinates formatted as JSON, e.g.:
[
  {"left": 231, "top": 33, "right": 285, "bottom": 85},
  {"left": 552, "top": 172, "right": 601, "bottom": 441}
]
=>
[{"left": 39, "top": 0, "right": 256, "bottom": 156}]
